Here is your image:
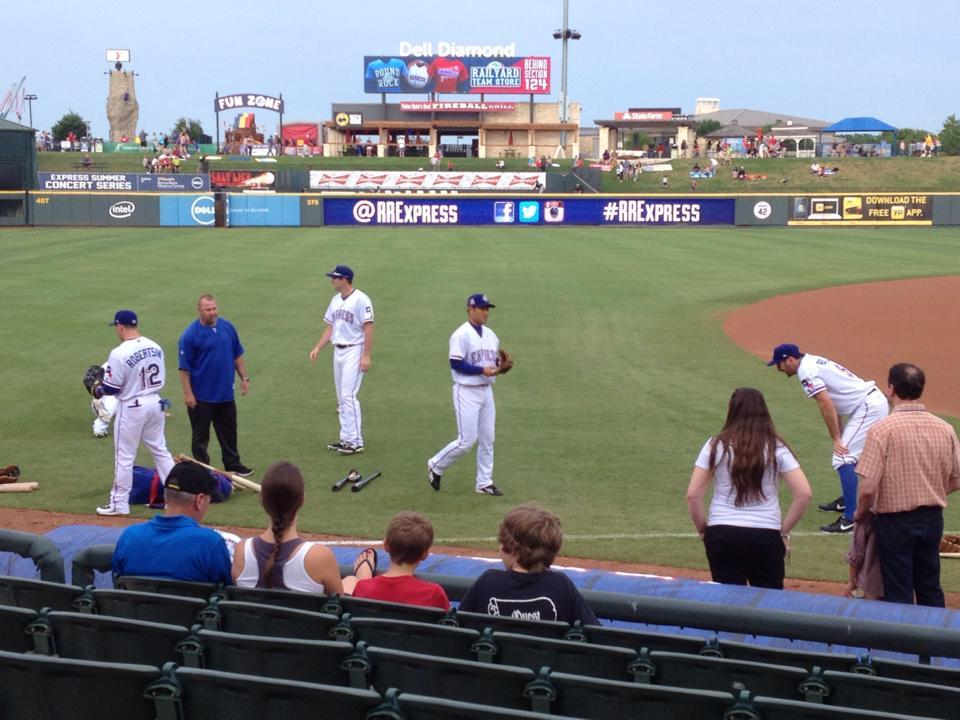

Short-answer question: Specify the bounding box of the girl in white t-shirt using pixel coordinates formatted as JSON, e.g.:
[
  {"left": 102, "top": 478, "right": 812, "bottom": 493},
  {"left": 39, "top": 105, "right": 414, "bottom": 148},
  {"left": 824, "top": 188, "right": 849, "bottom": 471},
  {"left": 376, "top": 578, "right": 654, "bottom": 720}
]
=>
[{"left": 686, "top": 388, "right": 812, "bottom": 589}]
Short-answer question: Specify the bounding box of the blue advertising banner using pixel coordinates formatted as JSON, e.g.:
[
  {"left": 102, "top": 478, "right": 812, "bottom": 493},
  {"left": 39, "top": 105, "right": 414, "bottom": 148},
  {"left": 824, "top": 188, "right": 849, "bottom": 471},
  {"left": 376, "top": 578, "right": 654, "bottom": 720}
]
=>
[
  {"left": 227, "top": 194, "right": 300, "bottom": 227},
  {"left": 322, "top": 197, "right": 735, "bottom": 226},
  {"left": 363, "top": 55, "right": 550, "bottom": 95},
  {"left": 159, "top": 194, "right": 216, "bottom": 226},
  {"left": 38, "top": 172, "right": 210, "bottom": 192}
]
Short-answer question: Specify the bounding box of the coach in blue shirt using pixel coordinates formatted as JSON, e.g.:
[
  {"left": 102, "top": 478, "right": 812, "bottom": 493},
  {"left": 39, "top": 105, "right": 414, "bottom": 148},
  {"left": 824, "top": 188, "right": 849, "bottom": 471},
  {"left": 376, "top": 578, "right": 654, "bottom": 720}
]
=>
[{"left": 178, "top": 294, "right": 252, "bottom": 476}]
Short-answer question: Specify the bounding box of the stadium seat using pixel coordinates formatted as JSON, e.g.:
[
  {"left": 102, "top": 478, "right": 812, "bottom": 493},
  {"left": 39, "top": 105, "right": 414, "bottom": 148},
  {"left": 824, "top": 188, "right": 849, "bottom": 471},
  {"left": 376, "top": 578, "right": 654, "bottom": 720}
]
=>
[
  {"left": 367, "top": 687, "right": 574, "bottom": 720},
  {"left": 200, "top": 599, "right": 340, "bottom": 640},
  {"left": 813, "top": 668, "right": 960, "bottom": 718},
  {"left": 333, "top": 614, "right": 481, "bottom": 661},
  {"left": 444, "top": 608, "right": 570, "bottom": 639},
  {"left": 0, "top": 648, "right": 160, "bottom": 720},
  {"left": 748, "top": 693, "right": 923, "bottom": 720},
  {"left": 80, "top": 588, "right": 207, "bottom": 627},
  {"left": 707, "top": 636, "right": 860, "bottom": 673},
  {"left": 25, "top": 609, "right": 187, "bottom": 666},
  {"left": 861, "top": 654, "right": 960, "bottom": 688},
  {"left": 522, "top": 667, "right": 740, "bottom": 719},
  {"left": 115, "top": 575, "right": 220, "bottom": 600},
  {"left": 221, "top": 584, "right": 333, "bottom": 612},
  {"left": 145, "top": 662, "right": 383, "bottom": 720},
  {"left": 321, "top": 592, "right": 447, "bottom": 624},
  {"left": 0, "top": 604, "right": 39, "bottom": 653},
  {"left": 0, "top": 576, "right": 83, "bottom": 611},
  {"left": 177, "top": 628, "right": 360, "bottom": 687},
  {"left": 583, "top": 623, "right": 712, "bottom": 655},
  {"left": 351, "top": 642, "right": 536, "bottom": 710},
  {"left": 474, "top": 629, "right": 638, "bottom": 682}
]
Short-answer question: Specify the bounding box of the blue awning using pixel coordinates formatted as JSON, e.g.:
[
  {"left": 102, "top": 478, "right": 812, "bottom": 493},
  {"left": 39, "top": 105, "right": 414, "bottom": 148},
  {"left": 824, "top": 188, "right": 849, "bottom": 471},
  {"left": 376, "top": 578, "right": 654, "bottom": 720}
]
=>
[{"left": 822, "top": 117, "right": 897, "bottom": 133}]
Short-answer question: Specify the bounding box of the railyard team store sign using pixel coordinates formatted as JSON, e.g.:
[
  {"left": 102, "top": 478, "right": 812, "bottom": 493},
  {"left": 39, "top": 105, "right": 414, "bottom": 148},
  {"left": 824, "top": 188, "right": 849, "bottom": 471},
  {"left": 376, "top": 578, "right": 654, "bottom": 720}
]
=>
[
  {"left": 788, "top": 194, "right": 933, "bottom": 225},
  {"left": 364, "top": 56, "right": 550, "bottom": 94}
]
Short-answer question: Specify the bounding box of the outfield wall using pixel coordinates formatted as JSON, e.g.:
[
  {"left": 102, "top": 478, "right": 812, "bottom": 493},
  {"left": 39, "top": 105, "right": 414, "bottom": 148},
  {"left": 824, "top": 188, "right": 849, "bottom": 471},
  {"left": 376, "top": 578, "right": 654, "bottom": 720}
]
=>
[{"left": 7, "top": 190, "right": 960, "bottom": 227}]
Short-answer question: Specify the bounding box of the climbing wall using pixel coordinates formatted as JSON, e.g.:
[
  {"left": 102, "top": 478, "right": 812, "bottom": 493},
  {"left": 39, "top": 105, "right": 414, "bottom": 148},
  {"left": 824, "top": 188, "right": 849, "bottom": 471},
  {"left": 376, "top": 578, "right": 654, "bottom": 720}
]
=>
[{"left": 105, "top": 70, "right": 139, "bottom": 142}]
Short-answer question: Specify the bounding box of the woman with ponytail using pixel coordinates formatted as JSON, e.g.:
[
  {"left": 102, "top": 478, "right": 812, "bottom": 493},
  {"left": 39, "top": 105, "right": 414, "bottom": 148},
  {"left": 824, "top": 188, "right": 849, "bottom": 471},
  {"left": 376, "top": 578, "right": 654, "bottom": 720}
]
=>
[
  {"left": 232, "top": 460, "right": 344, "bottom": 593},
  {"left": 686, "top": 388, "right": 812, "bottom": 589}
]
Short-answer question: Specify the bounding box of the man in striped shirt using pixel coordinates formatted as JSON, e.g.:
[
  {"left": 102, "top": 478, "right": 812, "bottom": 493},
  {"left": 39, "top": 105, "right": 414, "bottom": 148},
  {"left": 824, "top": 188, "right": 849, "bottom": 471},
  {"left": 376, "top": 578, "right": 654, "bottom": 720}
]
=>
[{"left": 856, "top": 363, "right": 960, "bottom": 607}]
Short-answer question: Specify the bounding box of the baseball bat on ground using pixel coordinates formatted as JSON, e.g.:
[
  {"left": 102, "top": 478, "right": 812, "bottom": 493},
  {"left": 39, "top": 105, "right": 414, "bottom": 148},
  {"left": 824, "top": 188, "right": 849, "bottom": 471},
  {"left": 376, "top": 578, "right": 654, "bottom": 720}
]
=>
[
  {"left": 0, "top": 482, "right": 39, "bottom": 493},
  {"left": 173, "top": 454, "right": 262, "bottom": 493},
  {"left": 351, "top": 471, "right": 381, "bottom": 493},
  {"left": 332, "top": 469, "right": 361, "bottom": 492}
]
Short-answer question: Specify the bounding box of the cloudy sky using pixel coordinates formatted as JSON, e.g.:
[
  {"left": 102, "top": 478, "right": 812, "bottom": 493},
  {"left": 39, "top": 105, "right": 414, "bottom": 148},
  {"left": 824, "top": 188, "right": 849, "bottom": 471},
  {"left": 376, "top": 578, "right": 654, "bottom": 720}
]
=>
[{"left": 3, "top": 0, "right": 955, "bottom": 136}]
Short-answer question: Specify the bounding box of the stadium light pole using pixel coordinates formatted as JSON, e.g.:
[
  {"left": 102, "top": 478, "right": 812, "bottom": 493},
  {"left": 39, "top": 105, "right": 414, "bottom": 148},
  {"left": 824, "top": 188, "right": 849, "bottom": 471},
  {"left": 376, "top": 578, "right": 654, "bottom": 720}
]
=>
[
  {"left": 553, "top": 0, "right": 581, "bottom": 154},
  {"left": 24, "top": 93, "right": 37, "bottom": 129}
]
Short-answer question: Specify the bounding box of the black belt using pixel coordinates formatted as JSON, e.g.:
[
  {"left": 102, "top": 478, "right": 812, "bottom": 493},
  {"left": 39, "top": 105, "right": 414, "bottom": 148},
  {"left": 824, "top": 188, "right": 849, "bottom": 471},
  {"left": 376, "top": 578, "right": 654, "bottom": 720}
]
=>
[{"left": 334, "top": 344, "right": 357, "bottom": 349}]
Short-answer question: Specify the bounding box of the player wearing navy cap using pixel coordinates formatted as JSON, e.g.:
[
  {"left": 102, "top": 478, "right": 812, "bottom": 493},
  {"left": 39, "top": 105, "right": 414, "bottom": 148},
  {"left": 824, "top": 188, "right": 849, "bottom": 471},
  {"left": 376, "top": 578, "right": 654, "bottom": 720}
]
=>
[
  {"left": 427, "top": 293, "right": 509, "bottom": 496},
  {"left": 310, "top": 265, "right": 374, "bottom": 455},
  {"left": 769, "top": 343, "right": 888, "bottom": 533}
]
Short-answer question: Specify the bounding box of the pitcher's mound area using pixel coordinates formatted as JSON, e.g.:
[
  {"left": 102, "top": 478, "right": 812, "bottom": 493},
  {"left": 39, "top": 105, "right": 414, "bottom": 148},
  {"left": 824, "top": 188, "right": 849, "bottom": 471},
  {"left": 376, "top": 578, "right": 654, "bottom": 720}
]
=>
[{"left": 724, "top": 275, "right": 960, "bottom": 418}]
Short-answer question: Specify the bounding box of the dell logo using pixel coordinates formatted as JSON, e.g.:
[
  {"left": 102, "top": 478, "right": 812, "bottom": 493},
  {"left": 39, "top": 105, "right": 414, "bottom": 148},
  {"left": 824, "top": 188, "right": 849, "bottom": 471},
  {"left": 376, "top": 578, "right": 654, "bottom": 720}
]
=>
[{"left": 190, "top": 195, "right": 216, "bottom": 225}]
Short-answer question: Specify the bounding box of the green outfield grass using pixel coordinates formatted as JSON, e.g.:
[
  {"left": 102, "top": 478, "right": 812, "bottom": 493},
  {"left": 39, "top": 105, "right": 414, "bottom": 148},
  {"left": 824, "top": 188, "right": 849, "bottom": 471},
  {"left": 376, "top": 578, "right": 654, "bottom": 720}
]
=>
[{"left": 3, "top": 225, "right": 960, "bottom": 588}]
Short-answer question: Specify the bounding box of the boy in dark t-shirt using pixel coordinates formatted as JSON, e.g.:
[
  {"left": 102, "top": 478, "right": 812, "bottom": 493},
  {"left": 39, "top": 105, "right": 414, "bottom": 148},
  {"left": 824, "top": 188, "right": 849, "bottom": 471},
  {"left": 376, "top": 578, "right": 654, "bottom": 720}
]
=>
[{"left": 459, "top": 503, "right": 599, "bottom": 625}]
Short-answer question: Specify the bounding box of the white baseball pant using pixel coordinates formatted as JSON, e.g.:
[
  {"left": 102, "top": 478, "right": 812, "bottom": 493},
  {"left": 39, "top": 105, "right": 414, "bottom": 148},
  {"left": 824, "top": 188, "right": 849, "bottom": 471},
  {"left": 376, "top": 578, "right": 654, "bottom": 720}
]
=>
[
  {"left": 429, "top": 383, "right": 496, "bottom": 490},
  {"left": 109, "top": 395, "right": 174, "bottom": 512},
  {"left": 333, "top": 344, "right": 365, "bottom": 447},
  {"left": 831, "top": 389, "right": 890, "bottom": 469}
]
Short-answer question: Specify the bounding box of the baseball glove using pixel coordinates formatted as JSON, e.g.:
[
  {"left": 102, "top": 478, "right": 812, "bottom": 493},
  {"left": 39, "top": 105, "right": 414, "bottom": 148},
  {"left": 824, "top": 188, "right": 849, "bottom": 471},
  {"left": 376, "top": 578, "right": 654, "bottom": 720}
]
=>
[
  {"left": 496, "top": 349, "right": 514, "bottom": 375},
  {"left": 83, "top": 365, "right": 104, "bottom": 396}
]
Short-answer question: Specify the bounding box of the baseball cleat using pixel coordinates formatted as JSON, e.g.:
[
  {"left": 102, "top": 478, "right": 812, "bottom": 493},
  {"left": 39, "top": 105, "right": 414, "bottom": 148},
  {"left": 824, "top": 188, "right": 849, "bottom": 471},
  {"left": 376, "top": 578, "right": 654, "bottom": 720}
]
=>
[
  {"left": 818, "top": 496, "right": 846, "bottom": 513},
  {"left": 476, "top": 484, "right": 504, "bottom": 496},
  {"left": 338, "top": 443, "right": 364, "bottom": 455},
  {"left": 327, "top": 440, "right": 347, "bottom": 451},
  {"left": 96, "top": 504, "right": 130, "bottom": 516},
  {"left": 93, "top": 430, "right": 109, "bottom": 438},
  {"left": 820, "top": 516, "right": 854, "bottom": 534},
  {"left": 229, "top": 465, "right": 254, "bottom": 477},
  {"left": 427, "top": 463, "right": 441, "bottom": 491}
]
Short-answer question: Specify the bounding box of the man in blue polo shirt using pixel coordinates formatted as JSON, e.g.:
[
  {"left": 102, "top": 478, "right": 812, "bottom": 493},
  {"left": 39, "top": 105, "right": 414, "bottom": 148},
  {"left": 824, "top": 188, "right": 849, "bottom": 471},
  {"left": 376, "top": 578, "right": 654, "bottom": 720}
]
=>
[
  {"left": 111, "top": 462, "right": 232, "bottom": 583},
  {"left": 178, "top": 294, "right": 252, "bottom": 476}
]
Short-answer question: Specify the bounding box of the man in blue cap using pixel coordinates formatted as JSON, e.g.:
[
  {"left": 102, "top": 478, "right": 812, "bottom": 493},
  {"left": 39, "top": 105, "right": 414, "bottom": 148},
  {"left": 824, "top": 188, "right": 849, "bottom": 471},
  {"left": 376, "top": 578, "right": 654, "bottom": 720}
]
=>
[
  {"left": 769, "top": 343, "right": 888, "bottom": 533},
  {"left": 427, "top": 293, "right": 510, "bottom": 496},
  {"left": 309, "top": 265, "right": 375, "bottom": 455}
]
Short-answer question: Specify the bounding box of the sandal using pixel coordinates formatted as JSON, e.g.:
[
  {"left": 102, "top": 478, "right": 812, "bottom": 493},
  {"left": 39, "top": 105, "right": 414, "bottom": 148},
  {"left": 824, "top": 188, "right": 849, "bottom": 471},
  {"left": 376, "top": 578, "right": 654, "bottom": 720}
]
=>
[{"left": 353, "top": 547, "right": 378, "bottom": 579}]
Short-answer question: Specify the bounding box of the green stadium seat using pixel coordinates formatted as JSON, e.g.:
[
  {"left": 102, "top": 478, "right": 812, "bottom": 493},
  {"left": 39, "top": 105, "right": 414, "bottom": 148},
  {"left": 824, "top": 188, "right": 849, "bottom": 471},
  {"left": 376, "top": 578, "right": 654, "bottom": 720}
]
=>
[
  {"left": 634, "top": 649, "right": 810, "bottom": 699},
  {"left": 0, "top": 605, "right": 39, "bottom": 653},
  {"left": 221, "top": 584, "right": 332, "bottom": 612},
  {"left": 707, "top": 637, "right": 860, "bottom": 673},
  {"left": 352, "top": 642, "right": 536, "bottom": 710},
  {"left": 523, "top": 667, "right": 739, "bottom": 719},
  {"left": 82, "top": 588, "right": 207, "bottom": 627},
  {"left": 0, "top": 648, "right": 160, "bottom": 720},
  {"left": 201, "top": 599, "right": 340, "bottom": 640},
  {"left": 25, "top": 609, "right": 187, "bottom": 666},
  {"left": 583, "top": 623, "right": 711, "bottom": 655},
  {"left": 177, "top": 628, "right": 360, "bottom": 687},
  {"left": 748, "top": 693, "right": 927, "bottom": 720},
  {"left": 814, "top": 668, "right": 960, "bottom": 718},
  {"left": 333, "top": 614, "right": 481, "bottom": 660},
  {"left": 145, "top": 662, "right": 383, "bottom": 720},
  {"left": 115, "top": 574, "right": 220, "bottom": 600},
  {"left": 475, "top": 629, "right": 638, "bottom": 682},
  {"left": 321, "top": 592, "right": 447, "bottom": 624},
  {"left": 445, "top": 608, "right": 570, "bottom": 639},
  {"left": 0, "top": 576, "right": 83, "bottom": 611},
  {"left": 861, "top": 654, "right": 960, "bottom": 688},
  {"left": 367, "top": 687, "right": 577, "bottom": 720}
]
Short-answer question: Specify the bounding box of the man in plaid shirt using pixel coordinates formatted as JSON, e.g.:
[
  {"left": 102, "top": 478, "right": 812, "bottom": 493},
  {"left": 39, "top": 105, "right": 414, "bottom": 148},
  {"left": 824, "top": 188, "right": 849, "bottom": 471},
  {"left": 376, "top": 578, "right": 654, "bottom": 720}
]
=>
[{"left": 856, "top": 363, "right": 960, "bottom": 607}]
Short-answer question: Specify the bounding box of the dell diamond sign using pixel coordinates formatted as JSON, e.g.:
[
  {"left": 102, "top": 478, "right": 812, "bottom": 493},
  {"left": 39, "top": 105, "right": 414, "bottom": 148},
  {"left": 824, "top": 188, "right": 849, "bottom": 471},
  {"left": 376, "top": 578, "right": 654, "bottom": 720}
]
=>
[{"left": 191, "top": 196, "right": 216, "bottom": 226}]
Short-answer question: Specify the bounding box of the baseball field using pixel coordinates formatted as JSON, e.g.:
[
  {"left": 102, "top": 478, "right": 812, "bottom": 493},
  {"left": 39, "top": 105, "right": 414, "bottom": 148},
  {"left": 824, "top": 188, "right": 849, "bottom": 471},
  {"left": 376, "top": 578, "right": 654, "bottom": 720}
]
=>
[{"left": 3, "top": 224, "right": 960, "bottom": 588}]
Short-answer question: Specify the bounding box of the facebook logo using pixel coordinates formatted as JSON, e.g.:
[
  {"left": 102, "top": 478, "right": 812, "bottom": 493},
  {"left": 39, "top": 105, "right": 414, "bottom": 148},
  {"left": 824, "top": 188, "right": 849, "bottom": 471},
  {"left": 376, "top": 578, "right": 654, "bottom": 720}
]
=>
[{"left": 494, "top": 201, "right": 515, "bottom": 223}]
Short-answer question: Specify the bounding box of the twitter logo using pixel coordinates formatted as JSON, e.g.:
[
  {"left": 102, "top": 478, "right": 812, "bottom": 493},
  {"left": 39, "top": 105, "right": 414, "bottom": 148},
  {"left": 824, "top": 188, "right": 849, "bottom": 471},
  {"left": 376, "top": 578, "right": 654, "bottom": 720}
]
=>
[{"left": 518, "top": 201, "right": 540, "bottom": 223}]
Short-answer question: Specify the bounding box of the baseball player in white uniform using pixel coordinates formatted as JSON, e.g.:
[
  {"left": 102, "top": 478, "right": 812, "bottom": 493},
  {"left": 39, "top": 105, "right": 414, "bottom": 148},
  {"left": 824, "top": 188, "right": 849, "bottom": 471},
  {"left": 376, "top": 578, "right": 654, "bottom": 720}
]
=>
[
  {"left": 309, "top": 265, "right": 374, "bottom": 455},
  {"left": 769, "top": 343, "right": 888, "bottom": 533},
  {"left": 93, "top": 310, "right": 175, "bottom": 515},
  {"left": 91, "top": 386, "right": 118, "bottom": 438},
  {"left": 427, "top": 293, "right": 506, "bottom": 496}
]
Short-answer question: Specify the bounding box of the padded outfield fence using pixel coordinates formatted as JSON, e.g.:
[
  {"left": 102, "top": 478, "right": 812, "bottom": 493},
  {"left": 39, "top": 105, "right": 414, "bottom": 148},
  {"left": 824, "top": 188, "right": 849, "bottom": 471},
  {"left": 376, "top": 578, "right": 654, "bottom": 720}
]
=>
[{"left": 2, "top": 190, "right": 960, "bottom": 227}]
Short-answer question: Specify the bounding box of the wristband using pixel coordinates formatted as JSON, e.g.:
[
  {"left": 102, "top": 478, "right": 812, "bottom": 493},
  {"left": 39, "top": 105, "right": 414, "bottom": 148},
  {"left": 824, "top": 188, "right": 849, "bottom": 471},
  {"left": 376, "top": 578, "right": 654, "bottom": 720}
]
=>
[{"left": 242, "top": 377, "right": 250, "bottom": 381}]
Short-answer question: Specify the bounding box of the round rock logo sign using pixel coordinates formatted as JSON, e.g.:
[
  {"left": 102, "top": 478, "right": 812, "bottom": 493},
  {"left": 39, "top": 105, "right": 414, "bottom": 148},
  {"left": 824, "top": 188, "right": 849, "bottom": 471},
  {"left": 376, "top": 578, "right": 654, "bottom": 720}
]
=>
[{"left": 191, "top": 196, "right": 216, "bottom": 226}]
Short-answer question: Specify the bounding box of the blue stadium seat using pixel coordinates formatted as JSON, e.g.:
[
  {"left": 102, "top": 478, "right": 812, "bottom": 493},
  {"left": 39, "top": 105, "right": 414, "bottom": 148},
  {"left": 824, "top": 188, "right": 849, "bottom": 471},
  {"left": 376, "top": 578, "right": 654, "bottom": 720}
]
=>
[
  {"left": 0, "top": 604, "right": 39, "bottom": 653},
  {"left": 177, "top": 628, "right": 360, "bottom": 687},
  {"left": 0, "top": 648, "right": 160, "bottom": 720},
  {"left": 145, "top": 662, "right": 382, "bottom": 720},
  {"left": 200, "top": 599, "right": 340, "bottom": 640},
  {"left": 25, "top": 609, "right": 187, "bottom": 666},
  {"left": 0, "top": 576, "right": 83, "bottom": 611},
  {"left": 333, "top": 614, "right": 481, "bottom": 660}
]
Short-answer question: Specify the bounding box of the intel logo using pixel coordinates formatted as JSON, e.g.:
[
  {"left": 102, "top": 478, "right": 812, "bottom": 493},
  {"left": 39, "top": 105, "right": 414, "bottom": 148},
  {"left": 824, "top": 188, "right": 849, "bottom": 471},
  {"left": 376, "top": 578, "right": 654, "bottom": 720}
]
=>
[
  {"left": 191, "top": 196, "right": 216, "bottom": 226},
  {"left": 109, "top": 201, "right": 136, "bottom": 219}
]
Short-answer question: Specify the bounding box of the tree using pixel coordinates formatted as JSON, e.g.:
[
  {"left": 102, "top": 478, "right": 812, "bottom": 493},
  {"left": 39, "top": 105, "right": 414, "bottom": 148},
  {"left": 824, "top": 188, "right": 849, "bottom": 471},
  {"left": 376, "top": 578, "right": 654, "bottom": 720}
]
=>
[
  {"left": 939, "top": 115, "right": 960, "bottom": 156},
  {"left": 696, "top": 119, "right": 722, "bottom": 137},
  {"left": 51, "top": 110, "right": 89, "bottom": 140},
  {"left": 171, "top": 117, "right": 204, "bottom": 141}
]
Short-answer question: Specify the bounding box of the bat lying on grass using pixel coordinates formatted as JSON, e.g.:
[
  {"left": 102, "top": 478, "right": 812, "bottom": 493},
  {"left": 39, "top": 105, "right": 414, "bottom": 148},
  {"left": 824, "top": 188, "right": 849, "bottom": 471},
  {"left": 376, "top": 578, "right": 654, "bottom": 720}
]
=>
[{"left": 173, "top": 454, "right": 261, "bottom": 493}]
